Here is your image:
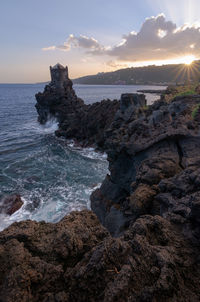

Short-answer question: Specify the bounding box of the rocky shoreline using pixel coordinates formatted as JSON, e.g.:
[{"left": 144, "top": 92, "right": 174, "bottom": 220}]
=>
[
  {"left": 137, "top": 89, "right": 166, "bottom": 94},
  {"left": 0, "top": 64, "right": 200, "bottom": 301}
]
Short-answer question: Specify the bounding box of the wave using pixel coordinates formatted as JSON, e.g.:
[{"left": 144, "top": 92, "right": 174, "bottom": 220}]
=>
[{"left": 0, "top": 127, "right": 107, "bottom": 231}]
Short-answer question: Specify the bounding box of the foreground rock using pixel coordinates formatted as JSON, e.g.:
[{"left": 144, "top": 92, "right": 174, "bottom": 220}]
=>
[
  {"left": 0, "top": 210, "right": 199, "bottom": 302},
  {"left": 0, "top": 194, "right": 23, "bottom": 215}
]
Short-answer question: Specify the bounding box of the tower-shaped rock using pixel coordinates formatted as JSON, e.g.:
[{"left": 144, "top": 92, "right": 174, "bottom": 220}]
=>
[
  {"left": 49, "top": 63, "right": 72, "bottom": 94},
  {"left": 35, "top": 64, "right": 83, "bottom": 124}
]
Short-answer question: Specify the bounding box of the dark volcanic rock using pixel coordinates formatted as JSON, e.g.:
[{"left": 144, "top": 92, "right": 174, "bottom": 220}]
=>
[
  {"left": 56, "top": 98, "right": 119, "bottom": 148},
  {"left": 35, "top": 64, "right": 119, "bottom": 148},
  {"left": 91, "top": 95, "right": 200, "bottom": 236},
  {"left": 26, "top": 69, "right": 200, "bottom": 300},
  {"left": 0, "top": 194, "right": 23, "bottom": 215},
  {"left": 0, "top": 210, "right": 199, "bottom": 302},
  {"left": 35, "top": 64, "right": 84, "bottom": 125}
]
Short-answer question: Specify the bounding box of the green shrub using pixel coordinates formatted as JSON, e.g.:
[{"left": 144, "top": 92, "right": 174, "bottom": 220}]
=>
[
  {"left": 176, "top": 89, "right": 196, "bottom": 97},
  {"left": 142, "top": 105, "right": 149, "bottom": 110},
  {"left": 191, "top": 104, "right": 200, "bottom": 119}
]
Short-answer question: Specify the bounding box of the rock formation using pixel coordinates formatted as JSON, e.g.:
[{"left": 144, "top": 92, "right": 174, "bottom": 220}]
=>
[
  {"left": 91, "top": 95, "right": 200, "bottom": 236},
  {"left": 0, "top": 208, "right": 199, "bottom": 301},
  {"left": 0, "top": 67, "right": 199, "bottom": 301},
  {"left": 35, "top": 63, "right": 119, "bottom": 148},
  {"left": 0, "top": 194, "right": 23, "bottom": 216},
  {"left": 35, "top": 63, "right": 83, "bottom": 125}
]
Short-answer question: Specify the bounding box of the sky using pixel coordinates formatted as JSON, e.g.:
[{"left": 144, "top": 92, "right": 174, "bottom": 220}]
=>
[{"left": 0, "top": 0, "right": 200, "bottom": 83}]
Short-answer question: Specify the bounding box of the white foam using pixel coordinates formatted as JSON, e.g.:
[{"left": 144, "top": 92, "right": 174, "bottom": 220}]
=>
[
  {"left": 66, "top": 141, "right": 107, "bottom": 161},
  {"left": 22, "top": 118, "right": 58, "bottom": 135},
  {"left": 0, "top": 127, "right": 108, "bottom": 231},
  {"left": 42, "top": 118, "right": 58, "bottom": 133}
]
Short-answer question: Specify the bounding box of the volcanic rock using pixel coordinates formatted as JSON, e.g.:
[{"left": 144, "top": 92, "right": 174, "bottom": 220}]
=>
[
  {"left": 35, "top": 64, "right": 119, "bottom": 148},
  {"left": 11, "top": 68, "right": 198, "bottom": 301},
  {"left": 0, "top": 194, "right": 23, "bottom": 215},
  {"left": 0, "top": 209, "right": 199, "bottom": 301},
  {"left": 91, "top": 95, "right": 200, "bottom": 236}
]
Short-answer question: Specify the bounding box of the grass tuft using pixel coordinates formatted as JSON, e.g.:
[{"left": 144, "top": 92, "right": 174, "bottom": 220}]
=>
[{"left": 191, "top": 104, "right": 200, "bottom": 119}]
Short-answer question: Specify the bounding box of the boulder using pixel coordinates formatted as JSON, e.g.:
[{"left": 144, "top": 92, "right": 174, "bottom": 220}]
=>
[{"left": 0, "top": 194, "right": 23, "bottom": 215}]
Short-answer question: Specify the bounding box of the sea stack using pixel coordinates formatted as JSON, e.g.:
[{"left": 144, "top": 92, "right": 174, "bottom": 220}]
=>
[
  {"left": 35, "top": 64, "right": 120, "bottom": 146},
  {"left": 49, "top": 63, "right": 71, "bottom": 94},
  {"left": 35, "top": 63, "right": 83, "bottom": 124}
]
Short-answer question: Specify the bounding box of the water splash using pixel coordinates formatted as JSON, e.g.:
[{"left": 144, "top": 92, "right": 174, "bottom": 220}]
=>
[
  {"left": 22, "top": 117, "right": 59, "bottom": 135},
  {"left": 41, "top": 118, "right": 59, "bottom": 133}
]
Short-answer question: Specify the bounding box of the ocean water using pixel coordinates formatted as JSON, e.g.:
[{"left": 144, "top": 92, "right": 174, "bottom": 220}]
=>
[{"left": 0, "top": 83, "right": 164, "bottom": 230}]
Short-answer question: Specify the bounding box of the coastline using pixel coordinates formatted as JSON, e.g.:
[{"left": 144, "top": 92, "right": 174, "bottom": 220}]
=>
[{"left": 0, "top": 66, "right": 200, "bottom": 301}]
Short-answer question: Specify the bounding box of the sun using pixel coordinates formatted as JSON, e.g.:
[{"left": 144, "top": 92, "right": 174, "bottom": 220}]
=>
[{"left": 183, "top": 55, "right": 196, "bottom": 65}]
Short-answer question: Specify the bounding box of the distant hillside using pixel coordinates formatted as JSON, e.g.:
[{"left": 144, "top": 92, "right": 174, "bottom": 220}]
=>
[{"left": 73, "top": 61, "right": 200, "bottom": 85}]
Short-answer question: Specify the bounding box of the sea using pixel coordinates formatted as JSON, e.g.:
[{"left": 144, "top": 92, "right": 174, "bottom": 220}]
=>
[{"left": 0, "top": 83, "right": 165, "bottom": 230}]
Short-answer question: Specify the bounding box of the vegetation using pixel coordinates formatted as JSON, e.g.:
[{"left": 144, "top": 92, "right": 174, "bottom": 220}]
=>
[
  {"left": 141, "top": 105, "right": 149, "bottom": 110},
  {"left": 74, "top": 60, "right": 200, "bottom": 85},
  {"left": 173, "top": 85, "right": 196, "bottom": 97},
  {"left": 163, "top": 83, "right": 200, "bottom": 102},
  {"left": 191, "top": 104, "right": 200, "bottom": 119}
]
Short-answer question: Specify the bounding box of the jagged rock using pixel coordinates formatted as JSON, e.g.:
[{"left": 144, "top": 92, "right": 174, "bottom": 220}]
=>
[
  {"left": 0, "top": 210, "right": 199, "bottom": 301},
  {"left": 35, "top": 64, "right": 119, "bottom": 148},
  {"left": 20, "top": 70, "right": 200, "bottom": 300},
  {"left": 116, "top": 93, "right": 146, "bottom": 122},
  {"left": 35, "top": 64, "right": 83, "bottom": 124},
  {"left": 91, "top": 95, "right": 200, "bottom": 236},
  {"left": 0, "top": 194, "right": 23, "bottom": 215}
]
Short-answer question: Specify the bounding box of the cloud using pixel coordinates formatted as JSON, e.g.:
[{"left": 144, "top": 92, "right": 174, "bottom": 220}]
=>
[
  {"left": 42, "top": 34, "right": 104, "bottom": 53},
  {"left": 68, "top": 34, "right": 102, "bottom": 50},
  {"left": 42, "top": 14, "right": 200, "bottom": 63},
  {"left": 42, "top": 46, "right": 56, "bottom": 51},
  {"left": 106, "top": 60, "right": 128, "bottom": 68},
  {"left": 108, "top": 14, "right": 200, "bottom": 61}
]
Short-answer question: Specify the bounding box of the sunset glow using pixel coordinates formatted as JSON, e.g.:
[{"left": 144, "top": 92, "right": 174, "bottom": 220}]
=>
[
  {"left": 183, "top": 55, "right": 196, "bottom": 65},
  {"left": 1, "top": 0, "right": 200, "bottom": 82},
  {"left": 123, "top": 55, "right": 197, "bottom": 70}
]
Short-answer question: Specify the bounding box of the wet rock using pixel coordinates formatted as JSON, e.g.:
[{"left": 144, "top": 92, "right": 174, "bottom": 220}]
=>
[
  {"left": 0, "top": 194, "right": 23, "bottom": 215},
  {"left": 25, "top": 198, "right": 40, "bottom": 211}
]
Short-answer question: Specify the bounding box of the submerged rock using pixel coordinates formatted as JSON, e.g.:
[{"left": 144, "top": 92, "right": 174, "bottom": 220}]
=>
[{"left": 0, "top": 194, "right": 23, "bottom": 215}]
